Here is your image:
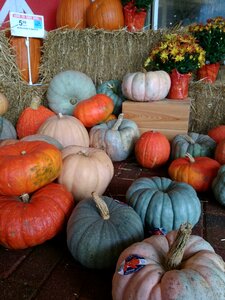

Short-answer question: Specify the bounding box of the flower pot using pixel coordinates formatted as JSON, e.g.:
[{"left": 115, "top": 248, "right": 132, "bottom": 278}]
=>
[
  {"left": 167, "top": 69, "right": 192, "bottom": 100},
  {"left": 123, "top": 2, "right": 147, "bottom": 32},
  {"left": 197, "top": 62, "right": 220, "bottom": 83}
]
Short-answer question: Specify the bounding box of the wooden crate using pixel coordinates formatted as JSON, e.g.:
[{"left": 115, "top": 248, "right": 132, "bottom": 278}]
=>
[{"left": 122, "top": 99, "right": 190, "bottom": 140}]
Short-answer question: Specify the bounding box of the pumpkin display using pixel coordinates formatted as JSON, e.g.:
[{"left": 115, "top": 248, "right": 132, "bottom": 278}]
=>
[
  {"left": 21, "top": 134, "right": 64, "bottom": 150},
  {"left": 58, "top": 145, "right": 114, "bottom": 201},
  {"left": 86, "top": 0, "right": 125, "bottom": 30},
  {"left": 38, "top": 113, "right": 89, "bottom": 148},
  {"left": 0, "top": 140, "right": 62, "bottom": 196},
  {"left": 0, "top": 116, "right": 17, "bottom": 140},
  {"left": 171, "top": 132, "right": 216, "bottom": 160},
  {"left": 214, "top": 138, "right": 225, "bottom": 164},
  {"left": 168, "top": 153, "right": 220, "bottom": 192},
  {"left": 0, "top": 92, "right": 9, "bottom": 116},
  {"left": 135, "top": 131, "right": 171, "bottom": 169},
  {"left": 10, "top": 36, "right": 41, "bottom": 84},
  {"left": 121, "top": 70, "right": 171, "bottom": 101},
  {"left": 125, "top": 177, "right": 201, "bottom": 232},
  {"left": 212, "top": 165, "right": 225, "bottom": 206},
  {"left": 112, "top": 223, "right": 225, "bottom": 300},
  {"left": 56, "top": 0, "right": 91, "bottom": 29},
  {"left": 67, "top": 192, "right": 144, "bottom": 269},
  {"left": 208, "top": 124, "right": 225, "bottom": 144},
  {"left": 0, "top": 183, "right": 74, "bottom": 250},
  {"left": 89, "top": 113, "right": 140, "bottom": 161},
  {"left": 73, "top": 94, "right": 114, "bottom": 127},
  {"left": 47, "top": 70, "right": 96, "bottom": 115},
  {"left": 16, "top": 96, "right": 55, "bottom": 138},
  {"left": 97, "top": 80, "right": 124, "bottom": 115}
]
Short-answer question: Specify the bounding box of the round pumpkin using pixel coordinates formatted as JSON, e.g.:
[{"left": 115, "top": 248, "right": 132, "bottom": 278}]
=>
[
  {"left": 0, "top": 92, "right": 9, "bottom": 116},
  {"left": 89, "top": 113, "right": 140, "bottom": 161},
  {"left": 0, "top": 140, "right": 62, "bottom": 196},
  {"left": 112, "top": 223, "right": 225, "bottom": 300},
  {"left": 47, "top": 70, "right": 96, "bottom": 115},
  {"left": 212, "top": 165, "right": 225, "bottom": 206},
  {"left": 58, "top": 145, "right": 114, "bottom": 201},
  {"left": 21, "top": 134, "right": 64, "bottom": 150},
  {"left": 67, "top": 192, "right": 144, "bottom": 269},
  {"left": 126, "top": 176, "right": 201, "bottom": 233},
  {"left": 121, "top": 70, "right": 171, "bottom": 101},
  {"left": 135, "top": 131, "right": 171, "bottom": 169},
  {"left": 214, "top": 138, "right": 225, "bottom": 164},
  {"left": 208, "top": 124, "right": 225, "bottom": 144},
  {"left": 0, "top": 116, "right": 17, "bottom": 140},
  {"left": 0, "top": 183, "right": 74, "bottom": 249}
]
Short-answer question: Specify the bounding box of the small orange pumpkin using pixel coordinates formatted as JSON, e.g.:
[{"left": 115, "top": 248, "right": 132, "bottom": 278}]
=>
[{"left": 208, "top": 125, "right": 225, "bottom": 144}]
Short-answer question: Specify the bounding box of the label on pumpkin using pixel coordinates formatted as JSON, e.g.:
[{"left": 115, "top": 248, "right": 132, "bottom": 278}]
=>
[{"left": 118, "top": 254, "right": 151, "bottom": 275}]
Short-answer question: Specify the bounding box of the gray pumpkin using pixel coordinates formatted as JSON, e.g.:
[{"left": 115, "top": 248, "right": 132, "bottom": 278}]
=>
[
  {"left": 0, "top": 117, "right": 17, "bottom": 140},
  {"left": 212, "top": 165, "right": 225, "bottom": 206}
]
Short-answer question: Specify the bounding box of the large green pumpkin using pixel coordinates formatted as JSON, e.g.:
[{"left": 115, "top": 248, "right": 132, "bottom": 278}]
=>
[
  {"left": 126, "top": 177, "right": 201, "bottom": 233},
  {"left": 67, "top": 192, "right": 144, "bottom": 269},
  {"left": 0, "top": 117, "right": 17, "bottom": 140},
  {"left": 212, "top": 165, "right": 225, "bottom": 206}
]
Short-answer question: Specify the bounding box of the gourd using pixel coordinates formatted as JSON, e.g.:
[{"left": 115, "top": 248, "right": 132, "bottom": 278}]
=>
[
  {"left": 208, "top": 124, "right": 225, "bottom": 143},
  {"left": 38, "top": 113, "right": 89, "bottom": 148},
  {"left": 0, "top": 183, "right": 74, "bottom": 249},
  {"left": 86, "top": 0, "right": 125, "bottom": 30},
  {"left": 89, "top": 113, "right": 140, "bottom": 161},
  {"left": 67, "top": 192, "right": 144, "bottom": 269},
  {"left": 0, "top": 92, "right": 9, "bottom": 116},
  {"left": 58, "top": 145, "right": 114, "bottom": 201},
  {"left": 121, "top": 70, "right": 171, "bottom": 101},
  {"left": 16, "top": 96, "right": 55, "bottom": 138},
  {"left": 168, "top": 153, "right": 220, "bottom": 192},
  {"left": 212, "top": 165, "right": 225, "bottom": 206},
  {"left": 135, "top": 131, "right": 170, "bottom": 168},
  {"left": 171, "top": 132, "right": 216, "bottom": 160},
  {"left": 47, "top": 70, "right": 96, "bottom": 115},
  {"left": 0, "top": 116, "right": 17, "bottom": 140},
  {"left": 112, "top": 223, "right": 225, "bottom": 300},
  {"left": 56, "top": 0, "right": 91, "bottom": 29},
  {"left": 0, "top": 140, "right": 62, "bottom": 196},
  {"left": 126, "top": 176, "right": 201, "bottom": 233}
]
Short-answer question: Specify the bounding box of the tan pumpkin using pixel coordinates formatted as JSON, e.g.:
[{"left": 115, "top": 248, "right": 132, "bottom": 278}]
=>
[
  {"left": 58, "top": 145, "right": 114, "bottom": 201},
  {"left": 122, "top": 70, "right": 171, "bottom": 101},
  {"left": 0, "top": 93, "right": 9, "bottom": 116}
]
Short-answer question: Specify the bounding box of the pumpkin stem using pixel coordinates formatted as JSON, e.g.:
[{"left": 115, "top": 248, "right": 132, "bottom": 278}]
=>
[
  {"left": 183, "top": 134, "right": 195, "bottom": 144},
  {"left": 30, "top": 96, "right": 41, "bottom": 110},
  {"left": 185, "top": 152, "right": 195, "bottom": 163},
  {"left": 111, "top": 113, "right": 124, "bottom": 131},
  {"left": 91, "top": 192, "right": 110, "bottom": 220},
  {"left": 165, "top": 223, "right": 192, "bottom": 270},
  {"left": 21, "top": 150, "right": 26, "bottom": 155},
  {"left": 20, "top": 193, "right": 30, "bottom": 203}
]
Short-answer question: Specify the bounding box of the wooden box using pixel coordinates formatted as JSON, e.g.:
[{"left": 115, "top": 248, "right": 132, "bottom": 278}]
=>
[{"left": 122, "top": 99, "right": 190, "bottom": 141}]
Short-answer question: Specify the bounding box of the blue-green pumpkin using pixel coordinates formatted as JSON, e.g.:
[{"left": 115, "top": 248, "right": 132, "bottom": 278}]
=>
[
  {"left": 126, "top": 176, "right": 201, "bottom": 233},
  {"left": 212, "top": 165, "right": 225, "bottom": 206},
  {"left": 67, "top": 192, "right": 144, "bottom": 269},
  {"left": 0, "top": 117, "right": 17, "bottom": 140}
]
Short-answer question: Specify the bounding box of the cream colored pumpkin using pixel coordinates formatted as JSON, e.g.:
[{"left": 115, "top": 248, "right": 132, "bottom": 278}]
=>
[
  {"left": 121, "top": 70, "right": 171, "bottom": 101},
  {"left": 58, "top": 145, "right": 114, "bottom": 201},
  {"left": 0, "top": 93, "right": 9, "bottom": 116}
]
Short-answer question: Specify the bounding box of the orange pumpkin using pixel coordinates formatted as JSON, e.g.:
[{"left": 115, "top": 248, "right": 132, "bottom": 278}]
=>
[
  {"left": 208, "top": 125, "right": 225, "bottom": 144},
  {"left": 86, "top": 0, "right": 125, "bottom": 30},
  {"left": 215, "top": 138, "right": 225, "bottom": 164},
  {"left": 56, "top": 0, "right": 91, "bottom": 29}
]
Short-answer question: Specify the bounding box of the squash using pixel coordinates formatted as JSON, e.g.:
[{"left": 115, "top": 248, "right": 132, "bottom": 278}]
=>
[
  {"left": 38, "top": 113, "right": 89, "bottom": 148},
  {"left": 21, "top": 134, "right": 64, "bottom": 150},
  {"left": 16, "top": 96, "right": 55, "bottom": 138},
  {"left": 86, "top": 0, "right": 125, "bottom": 30},
  {"left": 56, "top": 0, "right": 91, "bottom": 29},
  {"left": 126, "top": 176, "right": 201, "bottom": 233},
  {"left": 0, "top": 92, "right": 9, "bottom": 116},
  {"left": 135, "top": 131, "right": 171, "bottom": 168},
  {"left": 0, "top": 140, "right": 62, "bottom": 196},
  {"left": 121, "top": 70, "right": 171, "bottom": 101},
  {"left": 0, "top": 116, "right": 17, "bottom": 140},
  {"left": 212, "top": 165, "right": 225, "bottom": 206},
  {"left": 112, "top": 223, "right": 225, "bottom": 300},
  {"left": 171, "top": 132, "right": 216, "bottom": 160},
  {"left": 58, "top": 145, "right": 114, "bottom": 201},
  {"left": 47, "top": 70, "right": 96, "bottom": 115},
  {"left": 214, "top": 138, "right": 225, "bottom": 164},
  {"left": 208, "top": 124, "right": 225, "bottom": 144},
  {"left": 0, "top": 183, "right": 74, "bottom": 249},
  {"left": 89, "top": 113, "right": 140, "bottom": 161},
  {"left": 67, "top": 192, "right": 144, "bottom": 269}
]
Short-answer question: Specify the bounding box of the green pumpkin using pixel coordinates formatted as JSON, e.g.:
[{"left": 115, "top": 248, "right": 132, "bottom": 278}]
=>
[
  {"left": 212, "top": 165, "right": 225, "bottom": 206},
  {"left": 0, "top": 117, "right": 17, "bottom": 140},
  {"left": 97, "top": 80, "right": 124, "bottom": 115},
  {"left": 67, "top": 192, "right": 144, "bottom": 269},
  {"left": 171, "top": 132, "right": 216, "bottom": 160},
  {"left": 126, "top": 176, "right": 201, "bottom": 233}
]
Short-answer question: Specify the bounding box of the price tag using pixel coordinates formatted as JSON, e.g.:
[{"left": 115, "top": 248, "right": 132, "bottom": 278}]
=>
[{"left": 9, "top": 12, "right": 45, "bottom": 38}]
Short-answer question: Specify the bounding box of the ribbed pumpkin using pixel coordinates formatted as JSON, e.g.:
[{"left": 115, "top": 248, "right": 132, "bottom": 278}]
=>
[
  {"left": 10, "top": 36, "right": 41, "bottom": 84},
  {"left": 58, "top": 145, "right": 114, "bottom": 201},
  {"left": 0, "top": 140, "right": 62, "bottom": 196},
  {"left": 89, "top": 113, "right": 140, "bottom": 161},
  {"left": 86, "top": 0, "right": 124, "bottom": 30},
  {"left": 21, "top": 134, "right": 64, "bottom": 150},
  {"left": 122, "top": 70, "right": 171, "bottom": 101},
  {"left": 0, "top": 116, "right": 17, "bottom": 140},
  {"left": 16, "top": 96, "right": 55, "bottom": 138},
  {"left": 67, "top": 192, "right": 144, "bottom": 269},
  {"left": 126, "top": 176, "right": 201, "bottom": 233},
  {"left": 38, "top": 113, "right": 89, "bottom": 148},
  {"left": 56, "top": 0, "right": 91, "bottom": 29},
  {"left": 47, "top": 70, "right": 96, "bottom": 115},
  {"left": 208, "top": 125, "right": 225, "bottom": 144},
  {"left": 112, "top": 223, "right": 225, "bottom": 300},
  {"left": 0, "top": 183, "right": 74, "bottom": 250},
  {"left": 212, "top": 165, "right": 225, "bottom": 206},
  {"left": 0, "top": 92, "right": 9, "bottom": 116}
]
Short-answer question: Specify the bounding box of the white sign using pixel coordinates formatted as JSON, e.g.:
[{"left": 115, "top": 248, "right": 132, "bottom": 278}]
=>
[{"left": 9, "top": 12, "right": 44, "bottom": 38}]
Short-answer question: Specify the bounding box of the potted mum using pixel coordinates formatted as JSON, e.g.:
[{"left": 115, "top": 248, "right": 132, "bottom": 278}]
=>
[
  {"left": 144, "top": 33, "right": 206, "bottom": 99},
  {"left": 189, "top": 16, "right": 225, "bottom": 83}
]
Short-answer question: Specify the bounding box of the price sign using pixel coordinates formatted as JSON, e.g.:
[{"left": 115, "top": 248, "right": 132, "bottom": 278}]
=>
[{"left": 9, "top": 12, "right": 45, "bottom": 38}]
